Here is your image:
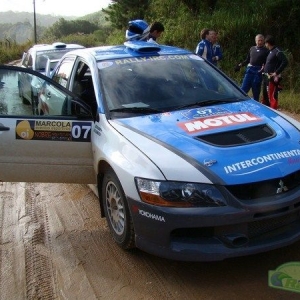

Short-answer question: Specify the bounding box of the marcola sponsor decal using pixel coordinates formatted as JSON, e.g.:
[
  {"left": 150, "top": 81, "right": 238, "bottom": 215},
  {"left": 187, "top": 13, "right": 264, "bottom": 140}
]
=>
[
  {"left": 224, "top": 149, "right": 300, "bottom": 174},
  {"left": 178, "top": 112, "right": 260, "bottom": 133},
  {"left": 16, "top": 120, "right": 92, "bottom": 142}
]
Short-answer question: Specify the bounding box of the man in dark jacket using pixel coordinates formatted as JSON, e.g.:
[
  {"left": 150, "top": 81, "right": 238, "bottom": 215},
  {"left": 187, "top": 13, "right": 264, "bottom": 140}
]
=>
[
  {"left": 237, "top": 34, "right": 269, "bottom": 101},
  {"left": 262, "top": 35, "right": 288, "bottom": 109}
]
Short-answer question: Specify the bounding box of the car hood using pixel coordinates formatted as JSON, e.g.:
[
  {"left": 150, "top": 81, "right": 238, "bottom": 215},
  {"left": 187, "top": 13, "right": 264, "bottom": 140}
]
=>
[{"left": 113, "top": 100, "right": 300, "bottom": 185}]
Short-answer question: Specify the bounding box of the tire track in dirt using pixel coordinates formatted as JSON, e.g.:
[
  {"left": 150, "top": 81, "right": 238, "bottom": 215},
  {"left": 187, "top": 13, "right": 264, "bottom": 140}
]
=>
[
  {"left": 24, "top": 183, "right": 56, "bottom": 299},
  {"left": 53, "top": 184, "right": 184, "bottom": 299},
  {"left": 0, "top": 184, "right": 11, "bottom": 300},
  {"left": 2, "top": 182, "right": 297, "bottom": 299},
  {"left": 0, "top": 182, "right": 27, "bottom": 300},
  {"left": 40, "top": 183, "right": 178, "bottom": 299}
]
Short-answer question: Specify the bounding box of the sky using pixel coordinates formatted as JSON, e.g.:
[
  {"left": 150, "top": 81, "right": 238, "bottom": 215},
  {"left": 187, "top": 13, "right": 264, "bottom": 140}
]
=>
[{"left": 1, "top": 0, "right": 112, "bottom": 17}]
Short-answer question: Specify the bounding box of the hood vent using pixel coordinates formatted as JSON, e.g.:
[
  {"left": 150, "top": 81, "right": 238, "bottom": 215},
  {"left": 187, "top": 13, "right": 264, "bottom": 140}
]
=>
[{"left": 195, "top": 124, "right": 275, "bottom": 147}]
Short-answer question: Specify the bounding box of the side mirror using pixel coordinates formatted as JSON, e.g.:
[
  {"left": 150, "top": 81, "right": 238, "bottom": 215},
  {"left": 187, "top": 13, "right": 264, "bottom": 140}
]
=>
[
  {"left": 62, "top": 97, "right": 94, "bottom": 119},
  {"left": 73, "top": 101, "right": 94, "bottom": 118}
]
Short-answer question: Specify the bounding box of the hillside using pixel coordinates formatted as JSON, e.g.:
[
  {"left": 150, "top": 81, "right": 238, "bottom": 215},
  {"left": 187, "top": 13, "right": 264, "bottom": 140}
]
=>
[
  {"left": 0, "top": 10, "right": 108, "bottom": 44},
  {"left": 0, "top": 11, "right": 75, "bottom": 27}
]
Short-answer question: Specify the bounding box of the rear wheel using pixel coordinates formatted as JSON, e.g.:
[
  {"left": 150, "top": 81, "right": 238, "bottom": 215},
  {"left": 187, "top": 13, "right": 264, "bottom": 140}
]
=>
[{"left": 102, "top": 169, "right": 135, "bottom": 249}]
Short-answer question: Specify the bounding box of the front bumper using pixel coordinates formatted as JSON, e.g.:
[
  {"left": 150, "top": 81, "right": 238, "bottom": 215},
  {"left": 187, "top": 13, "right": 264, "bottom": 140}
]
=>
[{"left": 128, "top": 188, "right": 300, "bottom": 261}]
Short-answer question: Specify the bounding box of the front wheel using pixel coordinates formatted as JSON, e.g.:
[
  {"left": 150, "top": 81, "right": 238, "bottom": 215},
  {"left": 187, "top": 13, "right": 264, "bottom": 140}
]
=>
[{"left": 102, "top": 170, "right": 135, "bottom": 249}]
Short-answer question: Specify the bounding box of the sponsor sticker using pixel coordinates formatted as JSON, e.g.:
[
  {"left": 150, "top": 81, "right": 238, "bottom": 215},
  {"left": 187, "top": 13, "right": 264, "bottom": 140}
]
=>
[
  {"left": 178, "top": 112, "right": 261, "bottom": 133},
  {"left": 224, "top": 149, "right": 300, "bottom": 174},
  {"left": 269, "top": 262, "right": 300, "bottom": 293},
  {"left": 15, "top": 120, "right": 92, "bottom": 142},
  {"left": 114, "top": 55, "right": 189, "bottom": 65},
  {"left": 181, "top": 107, "right": 230, "bottom": 120}
]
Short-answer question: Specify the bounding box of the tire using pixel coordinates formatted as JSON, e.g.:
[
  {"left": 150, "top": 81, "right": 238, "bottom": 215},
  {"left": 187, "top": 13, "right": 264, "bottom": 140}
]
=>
[{"left": 102, "top": 169, "right": 135, "bottom": 249}]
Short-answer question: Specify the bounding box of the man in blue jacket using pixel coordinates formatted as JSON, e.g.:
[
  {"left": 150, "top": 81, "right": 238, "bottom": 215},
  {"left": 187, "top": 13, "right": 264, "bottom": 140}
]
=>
[
  {"left": 211, "top": 30, "right": 223, "bottom": 67},
  {"left": 195, "top": 28, "right": 214, "bottom": 63}
]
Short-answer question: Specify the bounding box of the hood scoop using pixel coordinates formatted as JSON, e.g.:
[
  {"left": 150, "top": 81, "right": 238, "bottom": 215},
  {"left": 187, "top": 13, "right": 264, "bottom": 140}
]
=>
[{"left": 195, "top": 124, "right": 275, "bottom": 147}]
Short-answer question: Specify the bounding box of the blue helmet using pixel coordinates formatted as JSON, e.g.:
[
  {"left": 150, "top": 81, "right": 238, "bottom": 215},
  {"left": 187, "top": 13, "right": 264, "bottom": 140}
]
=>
[{"left": 125, "top": 19, "right": 150, "bottom": 41}]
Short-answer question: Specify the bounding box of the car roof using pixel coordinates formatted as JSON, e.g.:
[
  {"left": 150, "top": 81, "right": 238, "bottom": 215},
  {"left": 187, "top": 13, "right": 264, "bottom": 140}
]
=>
[
  {"left": 29, "top": 42, "right": 85, "bottom": 53},
  {"left": 61, "top": 41, "right": 192, "bottom": 62}
]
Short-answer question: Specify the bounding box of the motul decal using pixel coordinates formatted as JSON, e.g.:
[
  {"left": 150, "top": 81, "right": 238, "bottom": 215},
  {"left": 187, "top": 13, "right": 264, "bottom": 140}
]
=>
[{"left": 178, "top": 112, "right": 261, "bottom": 133}]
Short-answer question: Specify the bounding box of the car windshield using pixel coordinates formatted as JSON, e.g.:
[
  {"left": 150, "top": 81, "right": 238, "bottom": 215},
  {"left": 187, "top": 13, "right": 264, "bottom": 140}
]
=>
[
  {"left": 98, "top": 54, "right": 248, "bottom": 114},
  {"left": 36, "top": 50, "right": 77, "bottom": 71}
]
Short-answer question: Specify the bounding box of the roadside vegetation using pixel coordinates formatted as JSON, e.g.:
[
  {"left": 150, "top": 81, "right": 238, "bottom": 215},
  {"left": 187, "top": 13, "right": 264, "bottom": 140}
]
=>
[{"left": 1, "top": 0, "right": 299, "bottom": 112}]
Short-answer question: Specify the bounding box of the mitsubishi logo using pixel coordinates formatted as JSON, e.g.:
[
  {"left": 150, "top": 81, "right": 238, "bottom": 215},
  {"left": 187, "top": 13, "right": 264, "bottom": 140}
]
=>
[{"left": 276, "top": 180, "right": 288, "bottom": 194}]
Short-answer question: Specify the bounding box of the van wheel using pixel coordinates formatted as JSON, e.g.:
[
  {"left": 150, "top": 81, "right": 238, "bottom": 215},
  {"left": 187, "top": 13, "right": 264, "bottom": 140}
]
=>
[{"left": 102, "top": 170, "right": 135, "bottom": 249}]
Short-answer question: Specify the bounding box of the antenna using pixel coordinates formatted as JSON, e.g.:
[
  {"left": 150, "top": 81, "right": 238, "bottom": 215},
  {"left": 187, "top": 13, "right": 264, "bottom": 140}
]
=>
[{"left": 33, "top": 0, "right": 37, "bottom": 43}]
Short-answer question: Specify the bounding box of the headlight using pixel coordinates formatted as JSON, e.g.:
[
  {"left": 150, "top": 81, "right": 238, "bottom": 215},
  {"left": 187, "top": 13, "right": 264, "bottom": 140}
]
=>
[{"left": 135, "top": 178, "right": 227, "bottom": 207}]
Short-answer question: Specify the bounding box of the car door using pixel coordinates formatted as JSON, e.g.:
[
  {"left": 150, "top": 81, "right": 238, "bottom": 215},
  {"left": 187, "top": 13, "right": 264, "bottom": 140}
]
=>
[
  {"left": 41, "top": 56, "right": 76, "bottom": 115},
  {"left": 0, "top": 65, "right": 96, "bottom": 184},
  {"left": 18, "top": 51, "right": 34, "bottom": 104}
]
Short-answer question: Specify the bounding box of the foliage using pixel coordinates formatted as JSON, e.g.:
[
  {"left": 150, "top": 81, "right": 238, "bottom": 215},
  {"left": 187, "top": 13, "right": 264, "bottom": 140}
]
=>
[
  {"left": 102, "top": 0, "right": 150, "bottom": 30},
  {"left": 2, "top": 0, "right": 300, "bottom": 100},
  {"left": 0, "top": 42, "right": 29, "bottom": 64},
  {"left": 42, "top": 18, "right": 100, "bottom": 40},
  {"left": 277, "top": 91, "right": 300, "bottom": 113},
  {"left": 40, "top": 33, "right": 100, "bottom": 48}
]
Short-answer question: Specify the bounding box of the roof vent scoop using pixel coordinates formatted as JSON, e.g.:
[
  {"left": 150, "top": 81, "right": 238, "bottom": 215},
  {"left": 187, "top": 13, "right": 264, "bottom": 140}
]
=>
[
  {"left": 124, "top": 41, "right": 161, "bottom": 53},
  {"left": 52, "top": 42, "right": 67, "bottom": 49}
]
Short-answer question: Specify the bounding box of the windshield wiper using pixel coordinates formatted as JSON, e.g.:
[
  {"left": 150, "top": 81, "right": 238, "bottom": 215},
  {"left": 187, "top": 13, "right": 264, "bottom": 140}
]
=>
[
  {"left": 109, "top": 107, "right": 163, "bottom": 114},
  {"left": 174, "top": 98, "right": 241, "bottom": 110}
]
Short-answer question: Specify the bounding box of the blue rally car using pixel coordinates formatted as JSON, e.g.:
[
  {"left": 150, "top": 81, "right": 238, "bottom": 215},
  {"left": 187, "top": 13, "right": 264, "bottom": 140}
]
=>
[{"left": 1, "top": 41, "right": 300, "bottom": 261}]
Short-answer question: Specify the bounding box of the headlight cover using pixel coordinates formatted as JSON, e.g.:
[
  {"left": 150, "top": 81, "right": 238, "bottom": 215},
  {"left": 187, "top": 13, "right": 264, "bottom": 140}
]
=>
[{"left": 135, "top": 178, "right": 227, "bottom": 207}]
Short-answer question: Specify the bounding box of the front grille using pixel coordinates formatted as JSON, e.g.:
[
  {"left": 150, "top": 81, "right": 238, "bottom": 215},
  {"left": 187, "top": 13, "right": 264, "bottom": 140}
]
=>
[
  {"left": 195, "top": 124, "right": 275, "bottom": 146},
  {"left": 248, "top": 211, "right": 300, "bottom": 238},
  {"left": 170, "top": 211, "right": 300, "bottom": 243},
  {"left": 226, "top": 169, "right": 300, "bottom": 200}
]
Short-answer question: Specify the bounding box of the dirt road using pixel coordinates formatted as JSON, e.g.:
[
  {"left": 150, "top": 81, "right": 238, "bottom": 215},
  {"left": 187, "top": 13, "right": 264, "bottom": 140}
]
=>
[{"left": 0, "top": 181, "right": 299, "bottom": 300}]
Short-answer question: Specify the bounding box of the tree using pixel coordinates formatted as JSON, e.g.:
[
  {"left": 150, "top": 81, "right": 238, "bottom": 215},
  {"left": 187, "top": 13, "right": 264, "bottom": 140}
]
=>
[
  {"left": 180, "top": 0, "right": 218, "bottom": 15},
  {"left": 43, "top": 18, "right": 99, "bottom": 39},
  {"left": 103, "top": 0, "right": 150, "bottom": 29}
]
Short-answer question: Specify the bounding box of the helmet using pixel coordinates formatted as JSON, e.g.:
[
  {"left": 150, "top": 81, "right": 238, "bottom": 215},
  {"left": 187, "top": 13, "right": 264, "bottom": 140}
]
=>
[{"left": 125, "top": 19, "right": 150, "bottom": 41}]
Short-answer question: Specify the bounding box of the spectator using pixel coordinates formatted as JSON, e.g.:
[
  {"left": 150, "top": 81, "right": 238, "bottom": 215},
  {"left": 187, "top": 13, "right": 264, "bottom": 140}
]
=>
[
  {"left": 195, "top": 28, "right": 214, "bottom": 63},
  {"left": 148, "top": 22, "right": 165, "bottom": 44},
  {"left": 210, "top": 30, "right": 223, "bottom": 67},
  {"left": 237, "top": 34, "right": 269, "bottom": 101},
  {"left": 261, "top": 35, "right": 288, "bottom": 109}
]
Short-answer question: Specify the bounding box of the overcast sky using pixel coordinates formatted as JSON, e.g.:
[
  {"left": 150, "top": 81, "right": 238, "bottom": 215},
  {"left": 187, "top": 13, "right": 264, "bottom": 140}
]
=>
[{"left": 2, "top": 0, "right": 112, "bottom": 17}]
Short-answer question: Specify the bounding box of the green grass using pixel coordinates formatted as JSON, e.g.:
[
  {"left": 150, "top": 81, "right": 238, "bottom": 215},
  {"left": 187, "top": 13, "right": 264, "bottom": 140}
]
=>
[{"left": 277, "top": 91, "right": 300, "bottom": 113}]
